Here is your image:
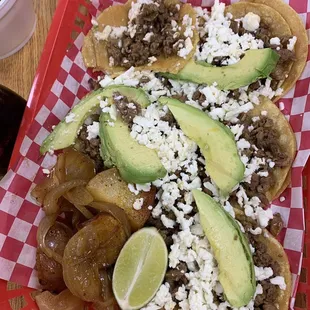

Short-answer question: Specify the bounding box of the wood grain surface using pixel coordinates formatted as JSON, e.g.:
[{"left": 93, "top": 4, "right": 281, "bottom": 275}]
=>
[
  {"left": 0, "top": 1, "right": 58, "bottom": 309},
  {"left": 0, "top": 0, "right": 58, "bottom": 100}
]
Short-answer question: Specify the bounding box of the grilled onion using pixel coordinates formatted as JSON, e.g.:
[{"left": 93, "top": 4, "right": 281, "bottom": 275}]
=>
[
  {"left": 43, "top": 180, "right": 87, "bottom": 215},
  {"left": 90, "top": 202, "right": 131, "bottom": 238}
]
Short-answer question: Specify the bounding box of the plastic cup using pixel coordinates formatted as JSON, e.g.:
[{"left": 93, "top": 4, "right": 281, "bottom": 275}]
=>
[{"left": 0, "top": 0, "right": 36, "bottom": 60}]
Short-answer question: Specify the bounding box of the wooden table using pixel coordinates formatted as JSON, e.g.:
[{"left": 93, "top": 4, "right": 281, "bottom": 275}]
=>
[
  {"left": 0, "top": 0, "right": 58, "bottom": 100},
  {"left": 0, "top": 1, "right": 58, "bottom": 308}
]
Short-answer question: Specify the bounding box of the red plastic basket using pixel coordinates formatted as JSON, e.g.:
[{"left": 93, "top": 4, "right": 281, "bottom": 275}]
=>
[{"left": 2, "top": 0, "right": 310, "bottom": 309}]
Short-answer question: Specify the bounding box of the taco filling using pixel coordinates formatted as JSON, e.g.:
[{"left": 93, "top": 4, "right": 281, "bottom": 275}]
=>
[
  {"left": 83, "top": 0, "right": 199, "bottom": 75},
  {"left": 32, "top": 0, "right": 305, "bottom": 309}
]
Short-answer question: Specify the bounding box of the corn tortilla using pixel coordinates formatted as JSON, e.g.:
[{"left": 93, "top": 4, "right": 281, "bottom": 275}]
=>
[
  {"left": 234, "top": 208, "right": 292, "bottom": 310},
  {"left": 82, "top": 0, "right": 198, "bottom": 76},
  {"left": 247, "top": 97, "right": 296, "bottom": 202},
  {"left": 240, "top": 0, "right": 308, "bottom": 102},
  {"left": 225, "top": 2, "right": 293, "bottom": 97}
]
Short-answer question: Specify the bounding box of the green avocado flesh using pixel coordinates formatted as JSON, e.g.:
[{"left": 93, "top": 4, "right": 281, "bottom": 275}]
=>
[
  {"left": 100, "top": 114, "right": 166, "bottom": 183},
  {"left": 40, "top": 86, "right": 151, "bottom": 155},
  {"left": 40, "top": 89, "right": 103, "bottom": 154},
  {"left": 40, "top": 84, "right": 166, "bottom": 183},
  {"left": 100, "top": 89, "right": 166, "bottom": 184},
  {"left": 192, "top": 190, "right": 256, "bottom": 307},
  {"left": 163, "top": 49, "right": 279, "bottom": 90},
  {"left": 159, "top": 97, "right": 244, "bottom": 195}
]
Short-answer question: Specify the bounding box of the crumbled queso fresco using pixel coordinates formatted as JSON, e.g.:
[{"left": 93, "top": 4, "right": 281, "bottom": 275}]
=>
[
  {"left": 82, "top": 1, "right": 292, "bottom": 309},
  {"left": 194, "top": 3, "right": 264, "bottom": 65}
]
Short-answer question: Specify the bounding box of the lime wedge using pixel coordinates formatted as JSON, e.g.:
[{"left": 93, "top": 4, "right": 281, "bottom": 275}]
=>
[{"left": 112, "top": 227, "right": 168, "bottom": 310}]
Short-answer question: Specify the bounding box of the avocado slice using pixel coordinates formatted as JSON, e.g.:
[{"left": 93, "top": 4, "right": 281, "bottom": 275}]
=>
[
  {"left": 192, "top": 190, "right": 256, "bottom": 307},
  {"left": 100, "top": 114, "right": 166, "bottom": 184},
  {"left": 159, "top": 97, "right": 244, "bottom": 195},
  {"left": 40, "top": 86, "right": 150, "bottom": 155},
  {"left": 163, "top": 49, "right": 279, "bottom": 90},
  {"left": 100, "top": 89, "right": 166, "bottom": 184}
]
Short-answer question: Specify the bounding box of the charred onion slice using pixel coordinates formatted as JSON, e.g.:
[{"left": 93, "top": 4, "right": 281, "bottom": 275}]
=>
[
  {"left": 37, "top": 215, "right": 73, "bottom": 264},
  {"left": 63, "top": 147, "right": 96, "bottom": 182},
  {"left": 31, "top": 174, "right": 59, "bottom": 204},
  {"left": 65, "top": 185, "right": 94, "bottom": 206},
  {"left": 54, "top": 152, "right": 66, "bottom": 184},
  {"left": 63, "top": 213, "right": 127, "bottom": 302},
  {"left": 43, "top": 180, "right": 87, "bottom": 215},
  {"left": 90, "top": 202, "right": 131, "bottom": 237},
  {"left": 35, "top": 289, "right": 84, "bottom": 310}
]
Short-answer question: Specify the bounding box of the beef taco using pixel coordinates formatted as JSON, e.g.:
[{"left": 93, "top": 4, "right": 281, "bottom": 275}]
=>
[
  {"left": 234, "top": 208, "right": 292, "bottom": 310},
  {"left": 82, "top": 0, "right": 199, "bottom": 76},
  {"left": 226, "top": 1, "right": 306, "bottom": 100},
  {"left": 239, "top": 96, "right": 296, "bottom": 202},
  {"left": 240, "top": 0, "right": 308, "bottom": 101}
]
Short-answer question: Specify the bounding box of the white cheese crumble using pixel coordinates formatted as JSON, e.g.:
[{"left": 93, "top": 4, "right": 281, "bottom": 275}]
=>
[
  {"left": 195, "top": 1, "right": 264, "bottom": 64},
  {"left": 255, "top": 266, "right": 274, "bottom": 281},
  {"left": 133, "top": 198, "right": 144, "bottom": 210},
  {"left": 270, "top": 276, "right": 287, "bottom": 290},
  {"left": 161, "top": 214, "right": 176, "bottom": 228},
  {"left": 143, "top": 32, "right": 154, "bottom": 42},
  {"left": 65, "top": 112, "right": 75, "bottom": 123},
  {"left": 279, "top": 196, "right": 286, "bottom": 202},
  {"left": 148, "top": 56, "right": 157, "bottom": 65},
  {"left": 42, "top": 169, "right": 50, "bottom": 175},
  {"left": 242, "top": 12, "right": 261, "bottom": 32},
  {"left": 178, "top": 37, "right": 193, "bottom": 58},
  {"left": 128, "top": 183, "right": 140, "bottom": 195},
  {"left": 287, "top": 36, "right": 297, "bottom": 51},
  {"left": 270, "top": 37, "right": 281, "bottom": 45},
  {"left": 249, "top": 227, "right": 262, "bottom": 235},
  {"left": 86, "top": 121, "right": 100, "bottom": 140},
  {"left": 91, "top": 18, "right": 98, "bottom": 26}
]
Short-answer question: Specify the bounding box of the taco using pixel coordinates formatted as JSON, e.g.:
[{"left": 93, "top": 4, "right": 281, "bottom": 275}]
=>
[
  {"left": 240, "top": 0, "right": 308, "bottom": 101},
  {"left": 234, "top": 208, "right": 292, "bottom": 310},
  {"left": 82, "top": 0, "right": 199, "bottom": 76},
  {"left": 240, "top": 96, "right": 296, "bottom": 202},
  {"left": 225, "top": 2, "right": 301, "bottom": 99}
]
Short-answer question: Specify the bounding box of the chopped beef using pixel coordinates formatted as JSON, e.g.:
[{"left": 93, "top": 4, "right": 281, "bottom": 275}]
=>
[
  {"left": 276, "top": 49, "right": 296, "bottom": 63},
  {"left": 107, "top": 0, "right": 183, "bottom": 68},
  {"left": 228, "top": 89, "right": 241, "bottom": 100},
  {"left": 211, "top": 56, "right": 229, "bottom": 66},
  {"left": 239, "top": 115, "right": 290, "bottom": 203},
  {"left": 248, "top": 81, "right": 261, "bottom": 92},
  {"left": 146, "top": 213, "right": 177, "bottom": 248},
  {"left": 160, "top": 110, "right": 177, "bottom": 126},
  {"left": 165, "top": 263, "right": 189, "bottom": 298},
  {"left": 229, "top": 20, "right": 239, "bottom": 34},
  {"left": 76, "top": 125, "right": 103, "bottom": 172},
  {"left": 267, "top": 213, "right": 284, "bottom": 237},
  {"left": 112, "top": 92, "right": 141, "bottom": 125},
  {"left": 88, "top": 78, "right": 101, "bottom": 91},
  {"left": 280, "top": 36, "right": 293, "bottom": 49},
  {"left": 139, "top": 75, "right": 151, "bottom": 84},
  {"left": 254, "top": 280, "right": 279, "bottom": 307},
  {"left": 248, "top": 234, "right": 275, "bottom": 269},
  {"left": 255, "top": 23, "right": 272, "bottom": 46},
  {"left": 270, "top": 64, "right": 288, "bottom": 81},
  {"left": 229, "top": 20, "right": 248, "bottom": 36},
  {"left": 192, "top": 90, "right": 206, "bottom": 104},
  {"left": 171, "top": 94, "right": 188, "bottom": 103},
  {"left": 242, "top": 115, "right": 290, "bottom": 168},
  {"left": 262, "top": 304, "right": 278, "bottom": 310}
]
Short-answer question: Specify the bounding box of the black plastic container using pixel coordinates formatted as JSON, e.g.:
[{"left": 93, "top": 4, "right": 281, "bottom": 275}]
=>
[{"left": 0, "top": 85, "right": 26, "bottom": 177}]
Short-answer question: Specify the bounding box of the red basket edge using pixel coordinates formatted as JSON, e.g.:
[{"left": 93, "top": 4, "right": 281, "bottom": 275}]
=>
[
  {"left": 4, "top": 0, "right": 310, "bottom": 309},
  {"left": 8, "top": 0, "right": 85, "bottom": 170}
]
